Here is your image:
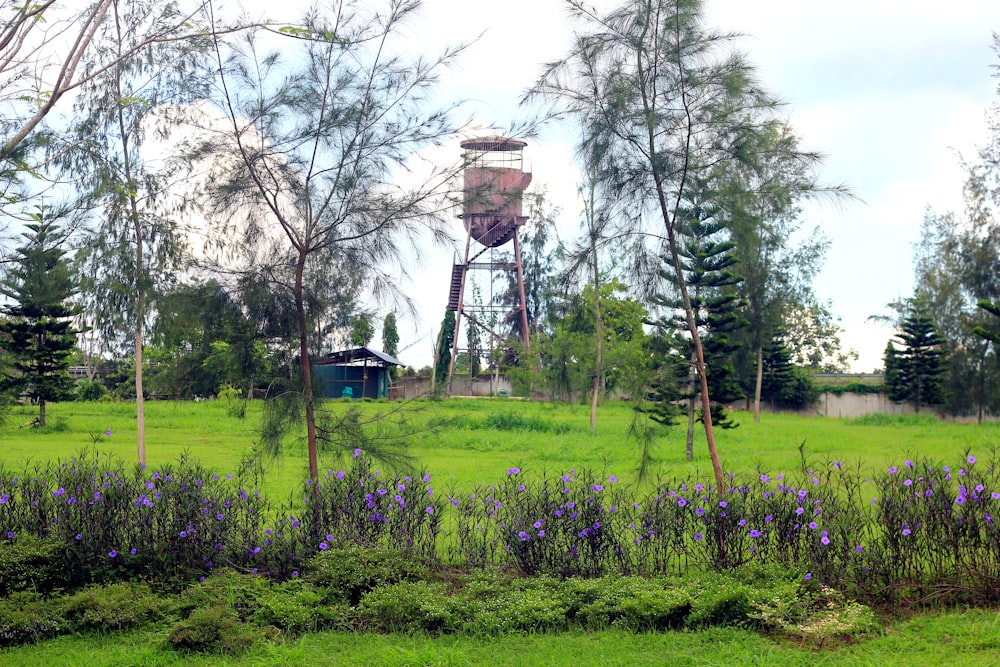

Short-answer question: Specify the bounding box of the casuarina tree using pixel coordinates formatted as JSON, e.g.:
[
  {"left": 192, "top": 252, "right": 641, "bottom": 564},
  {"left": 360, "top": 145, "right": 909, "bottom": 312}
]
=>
[
  {"left": 529, "top": 0, "right": 813, "bottom": 494},
  {"left": 186, "top": 1, "right": 464, "bottom": 480}
]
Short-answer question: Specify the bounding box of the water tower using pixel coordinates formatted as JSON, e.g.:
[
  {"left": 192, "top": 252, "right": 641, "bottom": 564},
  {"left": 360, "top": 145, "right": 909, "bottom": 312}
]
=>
[{"left": 446, "top": 137, "right": 532, "bottom": 393}]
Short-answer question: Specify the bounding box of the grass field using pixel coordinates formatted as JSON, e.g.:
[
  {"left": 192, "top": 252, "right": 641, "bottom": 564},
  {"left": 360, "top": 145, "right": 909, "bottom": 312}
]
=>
[
  {"left": 2, "top": 608, "right": 1000, "bottom": 666},
  {"left": 2, "top": 398, "right": 1000, "bottom": 665},
  {"left": 3, "top": 398, "right": 998, "bottom": 496}
]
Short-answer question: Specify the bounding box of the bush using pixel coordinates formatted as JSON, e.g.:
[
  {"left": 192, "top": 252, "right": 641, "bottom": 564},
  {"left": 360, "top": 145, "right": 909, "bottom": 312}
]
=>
[
  {"left": 0, "top": 535, "right": 69, "bottom": 596},
  {"left": 61, "top": 582, "right": 163, "bottom": 631},
  {"left": 167, "top": 605, "right": 254, "bottom": 655},
  {"left": 0, "top": 592, "right": 64, "bottom": 647},
  {"left": 306, "top": 546, "right": 431, "bottom": 604},
  {"left": 176, "top": 570, "right": 349, "bottom": 637},
  {"left": 75, "top": 379, "right": 107, "bottom": 402},
  {"left": 357, "top": 581, "right": 457, "bottom": 633},
  {"left": 567, "top": 577, "right": 692, "bottom": 630}
]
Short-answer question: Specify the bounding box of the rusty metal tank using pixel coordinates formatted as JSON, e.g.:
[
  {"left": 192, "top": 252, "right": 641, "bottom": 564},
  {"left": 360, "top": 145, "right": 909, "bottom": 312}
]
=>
[{"left": 460, "top": 137, "right": 532, "bottom": 248}]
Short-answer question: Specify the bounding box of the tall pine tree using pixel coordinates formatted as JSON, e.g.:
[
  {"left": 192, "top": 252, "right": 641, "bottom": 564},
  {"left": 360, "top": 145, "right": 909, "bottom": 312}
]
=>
[
  {"left": 886, "top": 298, "right": 948, "bottom": 412},
  {"left": 0, "top": 215, "right": 80, "bottom": 426}
]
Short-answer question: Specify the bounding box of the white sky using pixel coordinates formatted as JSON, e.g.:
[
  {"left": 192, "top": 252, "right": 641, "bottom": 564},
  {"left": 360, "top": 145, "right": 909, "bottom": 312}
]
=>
[
  {"left": 375, "top": 0, "right": 1000, "bottom": 372},
  {"left": 177, "top": 0, "right": 1000, "bottom": 371}
]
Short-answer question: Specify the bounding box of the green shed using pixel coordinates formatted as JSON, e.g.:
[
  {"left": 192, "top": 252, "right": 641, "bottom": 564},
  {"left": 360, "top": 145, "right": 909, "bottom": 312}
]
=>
[{"left": 312, "top": 346, "right": 402, "bottom": 400}]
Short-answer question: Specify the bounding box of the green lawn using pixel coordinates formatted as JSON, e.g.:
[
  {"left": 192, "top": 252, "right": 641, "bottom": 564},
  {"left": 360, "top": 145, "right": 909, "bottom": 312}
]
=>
[
  {"left": 3, "top": 398, "right": 997, "bottom": 495},
  {"left": 2, "top": 608, "right": 1000, "bottom": 666},
  {"left": 2, "top": 398, "right": 1000, "bottom": 664}
]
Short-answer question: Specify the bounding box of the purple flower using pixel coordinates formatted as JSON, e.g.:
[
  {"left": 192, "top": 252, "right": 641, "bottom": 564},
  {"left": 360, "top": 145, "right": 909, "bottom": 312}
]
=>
[
  {"left": 902, "top": 527, "right": 912, "bottom": 536},
  {"left": 749, "top": 529, "right": 762, "bottom": 538},
  {"left": 677, "top": 498, "right": 687, "bottom": 507},
  {"left": 291, "top": 571, "right": 299, "bottom": 578},
  {"left": 795, "top": 507, "right": 805, "bottom": 516},
  {"left": 608, "top": 475, "right": 618, "bottom": 483},
  {"left": 108, "top": 550, "right": 117, "bottom": 558},
  {"left": 821, "top": 531, "right": 830, "bottom": 545},
  {"left": 561, "top": 474, "right": 572, "bottom": 482},
  {"left": 75, "top": 533, "right": 82, "bottom": 541},
  {"left": 425, "top": 506, "right": 434, "bottom": 515},
  {"left": 968, "top": 455, "right": 977, "bottom": 465},
  {"left": 538, "top": 530, "right": 545, "bottom": 537},
  {"left": 216, "top": 513, "right": 224, "bottom": 521},
  {"left": 179, "top": 531, "right": 187, "bottom": 538},
  {"left": 336, "top": 470, "right": 345, "bottom": 480},
  {"left": 353, "top": 448, "right": 362, "bottom": 457},
  {"left": 105, "top": 429, "right": 112, "bottom": 437},
  {"left": 319, "top": 542, "right": 329, "bottom": 550},
  {"left": 53, "top": 487, "right": 65, "bottom": 497},
  {"left": 804, "top": 572, "right": 812, "bottom": 581},
  {"left": 694, "top": 532, "right": 703, "bottom": 541},
  {"left": 808, "top": 521, "right": 818, "bottom": 530},
  {"left": 956, "top": 496, "right": 966, "bottom": 506},
  {"left": 130, "top": 548, "right": 137, "bottom": 555},
  {"left": 888, "top": 466, "right": 898, "bottom": 474},
  {"left": 904, "top": 479, "right": 912, "bottom": 487},
  {"left": 5, "top": 531, "right": 12, "bottom": 539},
  {"left": 719, "top": 500, "right": 728, "bottom": 508},
  {"left": 855, "top": 545, "right": 864, "bottom": 553},
  {"left": 423, "top": 472, "right": 431, "bottom": 483},
  {"left": 533, "top": 520, "right": 543, "bottom": 529},
  {"left": 760, "top": 474, "right": 770, "bottom": 482},
  {"left": 592, "top": 484, "right": 604, "bottom": 492},
  {"left": 765, "top": 515, "right": 773, "bottom": 523},
  {"left": 507, "top": 467, "right": 520, "bottom": 475},
  {"left": 518, "top": 531, "right": 530, "bottom": 542},
  {"left": 694, "top": 483, "right": 704, "bottom": 492},
  {"left": 834, "top": 461, "right": 842, "bottom": 470},
  {"left": 905, "top": 460, "right": 914, "bottom": 469}
]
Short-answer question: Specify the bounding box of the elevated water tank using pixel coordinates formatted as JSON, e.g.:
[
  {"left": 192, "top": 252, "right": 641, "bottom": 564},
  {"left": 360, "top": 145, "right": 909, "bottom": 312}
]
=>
[{"left": 460, "top": 137, "right": 532, "bottom": 248}]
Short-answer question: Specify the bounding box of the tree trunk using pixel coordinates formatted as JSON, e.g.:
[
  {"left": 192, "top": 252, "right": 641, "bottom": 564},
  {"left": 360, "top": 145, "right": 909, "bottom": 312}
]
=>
[
  {"left": 685, "top": 397, "right": 695, "bottom": 462},
  {"left": 295, "top": 251, "right": 319, "bottom": 481},
  {"left": 39, "top": 399, "right": 46, "bottom": 428},
  {"left": 115, "top": 43, "right": 145, "bottom": 467},
  {"left": 753, "top": 345, "right": 763, "bottom": 423},
  {"left": 590, "top": 284, "right": 602, "bottom": 430}
]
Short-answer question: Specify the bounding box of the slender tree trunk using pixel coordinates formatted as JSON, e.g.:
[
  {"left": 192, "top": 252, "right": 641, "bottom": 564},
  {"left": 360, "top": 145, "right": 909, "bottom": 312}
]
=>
[
  {"left": 685, "top": 396, "right": 695, "bottom": 462},
  {"left": 295, "top": 250, "right": 319, "bottom": 481},
  {"left": 590, "top": 266, "right": 602, "bottom": 430},
  {"left": 753, "top": 345, "right": 763, "bottom": 423},
  {"left": 113, "top": 10, "right": 145, "bottom": 466},
  {"left": 586, "top": 182, "right": 603, "bottom": 430},
  {"left": 39, "top": 400, "right": 46, "bottom": 428},
  {"left": 637, "top": 20, "right": 725, "bottom": 496}
]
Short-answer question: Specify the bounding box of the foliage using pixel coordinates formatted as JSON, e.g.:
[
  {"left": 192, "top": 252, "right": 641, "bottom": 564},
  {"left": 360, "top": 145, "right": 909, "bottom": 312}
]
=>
[
  {"left": 435, "top": 311, "right": 456, "bottom": 389},
  {"left": 166, "top": 604, "right": 254, "bottom": 655},
  {"left": 187, "top": 1, "right": 463, "bottom": 480},
  {"left": 885, "top": 298, "right": 949, "bottom": 412},
  {"left": 61, "top": 582, "right": 163, "bottom": 631},
  {"left": 0, "top": 592, "right": 64, "bottom": 648},
  {"left": 382, "top": 313, "right": 400, "bottom": 382},
  {"left": 542, "top": 280, "right": 650, "bottom": 402},
  {"left": 75, "top": 379, "right": 107, "bottom": 402},
  {"left": 306, "top": 546, "right": 431, "bottom": 605},
  {"left": 0, "top": 217, "right": 80, "bottom": 425},
  {"left": 348, "top": 313, "right": 375, "bottom": 349},
  {"left": 0, "top": 535, "right": 68, "bottom": 597}
]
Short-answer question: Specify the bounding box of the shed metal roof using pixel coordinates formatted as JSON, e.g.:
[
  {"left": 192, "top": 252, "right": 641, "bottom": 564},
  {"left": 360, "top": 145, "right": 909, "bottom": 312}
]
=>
[{"left": 314, "top": 346, "right": 403, "bottom": 367}]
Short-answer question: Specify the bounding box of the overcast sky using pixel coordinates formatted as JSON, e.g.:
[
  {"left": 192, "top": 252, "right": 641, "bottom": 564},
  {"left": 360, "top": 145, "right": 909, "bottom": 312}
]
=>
[{"left": 373, "top": 0, "right": 1000, "bottom": 372}]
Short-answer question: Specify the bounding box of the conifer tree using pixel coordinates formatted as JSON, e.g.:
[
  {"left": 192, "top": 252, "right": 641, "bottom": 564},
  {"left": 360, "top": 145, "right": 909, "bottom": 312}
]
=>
[
  {"left": 887, "top": 298, "right": 948, "bottom": 412},
  {"left": 0, "top": 215, "right": 79, "bottom": 426}
]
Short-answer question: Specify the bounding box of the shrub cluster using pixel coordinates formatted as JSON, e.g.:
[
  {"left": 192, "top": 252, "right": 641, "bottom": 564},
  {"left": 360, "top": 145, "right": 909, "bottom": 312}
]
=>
[{"left": 1, "top": 448, "right": 1000, "bottom": 607}]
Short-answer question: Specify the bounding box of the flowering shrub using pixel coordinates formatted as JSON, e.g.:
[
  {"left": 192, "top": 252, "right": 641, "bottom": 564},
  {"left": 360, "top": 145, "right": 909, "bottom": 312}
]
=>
[{"left": 1, "top": 449, "right": 1000, "bottom": 605}]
